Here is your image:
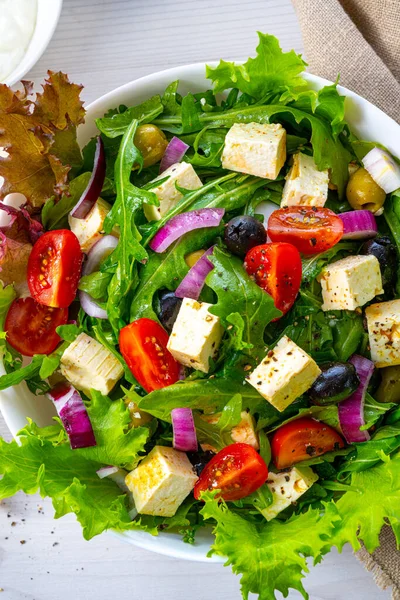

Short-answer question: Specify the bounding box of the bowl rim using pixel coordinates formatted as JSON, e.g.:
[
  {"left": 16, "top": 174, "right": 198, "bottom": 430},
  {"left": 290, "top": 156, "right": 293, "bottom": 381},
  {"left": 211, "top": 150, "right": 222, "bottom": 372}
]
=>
[
  {"left": 2, "top": 60, "right": 400, "bottom": 563},
  {"left": 2, "top": 0, "right": 63, "bottom": 87}
]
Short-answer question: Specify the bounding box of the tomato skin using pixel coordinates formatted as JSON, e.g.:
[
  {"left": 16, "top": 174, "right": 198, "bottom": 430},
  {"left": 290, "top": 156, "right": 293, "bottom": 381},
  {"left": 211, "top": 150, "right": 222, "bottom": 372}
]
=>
[
  {"left": 119, "top": 318, "right": 180, "bottom": 393},
  {"left": 28, "top": 230, "right": 83, "bottom": 308},
  {"left": 267, "top": 207, "right": 344, "bottom": 255},
  {"left": 5, "top": 297, "right": 68, "bottom": 357},
  {"left": 194, "top": 443, "right": 269, "bottom": 502},
  {"left": 271, "top": 417, "right": 345, "bottom": 470},
  {"left": 244, "top": 242, "right": 302, "bottom": 316}
]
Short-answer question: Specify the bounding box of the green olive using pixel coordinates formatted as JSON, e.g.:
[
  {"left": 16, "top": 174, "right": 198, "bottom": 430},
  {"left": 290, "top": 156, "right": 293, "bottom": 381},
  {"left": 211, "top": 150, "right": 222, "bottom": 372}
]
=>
[
  {"left": 346, "top": 167, "right": 386, "bottom": 212},
  {"left": 133, "top": 124, "right": 168, "bottom": 168},
  {"left": 376, "top": 366, "right": 400, "bottom": 404},
  {"left": 124, "top": 398, "right": 153, "bottom": 428}
]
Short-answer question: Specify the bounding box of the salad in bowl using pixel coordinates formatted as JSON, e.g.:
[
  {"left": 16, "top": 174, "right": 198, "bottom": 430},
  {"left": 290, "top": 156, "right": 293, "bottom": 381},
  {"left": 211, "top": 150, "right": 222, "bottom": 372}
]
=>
[{"left": 1, "top": 32, "right": 400, "bottom": 600}]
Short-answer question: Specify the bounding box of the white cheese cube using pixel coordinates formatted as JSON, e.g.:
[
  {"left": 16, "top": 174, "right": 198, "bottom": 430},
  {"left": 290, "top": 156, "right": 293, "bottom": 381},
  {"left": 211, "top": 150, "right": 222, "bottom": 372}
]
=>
[
  {"left": 125, "top": 446, "right": 198, "bottom": 517},
  {"left": 200, "top": 410, "right": 259, "bottom": 453},
  {"left": 319, "top": 255, "right": 383, "bottom": 312},
  {"left": 221, "top": 122, "right": 286, "bottom": 180},
  {"left": 247, "top": 336, "right": 321, "bottom": 412},
  {"left": 144, "top": 162, "right": 203, "bottom": 221},
  {"left": 263, "top": 466, "right": 319, "bottom": 521},
  {"left": 60, "top": 333, "right": 124, "bottom": 397},
  {"left": 167, "top": 298, "right": 224, "bottom": 373},
  {"left": 69, "top": 198, "right": 115, "bottom": 252},
  {"left": 281, "top": 152, "right": 329, "bottom": 207},
  {"left": 366, "top": 299, "right": 400, "bottom": 367}
]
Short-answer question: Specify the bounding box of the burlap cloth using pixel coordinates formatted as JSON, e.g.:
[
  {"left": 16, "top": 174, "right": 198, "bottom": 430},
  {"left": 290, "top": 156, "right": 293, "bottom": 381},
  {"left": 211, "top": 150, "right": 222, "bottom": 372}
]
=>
[{"left": 292, "top": 0, "right": 400, "bottom": 596}]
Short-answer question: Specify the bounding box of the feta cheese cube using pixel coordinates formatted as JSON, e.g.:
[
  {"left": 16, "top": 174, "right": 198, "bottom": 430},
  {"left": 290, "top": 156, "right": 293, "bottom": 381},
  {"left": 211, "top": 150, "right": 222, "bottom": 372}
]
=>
[
  {"left": 125, "top": 446, "right": 198, "bottom": 517},
  {"left": 366, "top": 299, "right": 400, "bottom": 367},
  {"left": 60, "top": 333, "right": 124, "bottom": 397},
  {"left": 144, "top": 162, "right": 203, "bottom": 221},
  {"left": 200, "top": 410, "right": 259, "bottom": 453},
  {"left": 221, "top": 122, "right": 286, "bottom": 180},
  {"left": 263, "top": 466, "right": 319, "bottom": 521},
  {"left": 167, "top": 298, "right": 224, "bottom": 373},
  {"left": 319, "top": 255, "right": 383, "bottom": 311},
  {"left": 247, "top": 336, "right": 321, "bottom": 412},
  {"left": 281, "top": 152, "right": 329, "bottom": 207},
  {"left": 69, "top": 198, "right": 115, "bottom": 252}
]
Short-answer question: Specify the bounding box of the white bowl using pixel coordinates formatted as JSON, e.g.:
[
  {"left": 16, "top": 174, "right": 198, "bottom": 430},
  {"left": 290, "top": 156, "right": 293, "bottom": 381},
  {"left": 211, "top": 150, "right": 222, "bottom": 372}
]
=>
[
  {"left": 2, "top": 63, "right": 400, "bottom": 563},
  {"left": 2, "top": 0, "right": 63, "bottom": 86}
]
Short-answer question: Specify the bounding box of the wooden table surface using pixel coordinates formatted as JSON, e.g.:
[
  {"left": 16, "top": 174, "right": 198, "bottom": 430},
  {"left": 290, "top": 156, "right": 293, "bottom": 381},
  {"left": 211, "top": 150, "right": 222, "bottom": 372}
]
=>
[{"left": 0, "top": 1, "right": 393, "bottom": 598}]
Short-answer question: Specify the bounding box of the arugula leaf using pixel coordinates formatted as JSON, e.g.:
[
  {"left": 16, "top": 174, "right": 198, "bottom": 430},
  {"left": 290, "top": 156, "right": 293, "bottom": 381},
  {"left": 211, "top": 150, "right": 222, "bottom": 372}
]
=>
[
  {"left": 138, "top": 376, "right": 276, "bottom": 423},
  {"left": 193, "top": 394, "right": 242, "bottom": 452},
  {"left": 156, "top": 103, "right": 352, "bottom": 197},
  {"left": 103, "top": 118, "right": 156, "bottom": 333},
  {"left": 78, "top": 270, "right": 113, "bottom": 300},
  {"left": 333, "top": 452, "right": 400, "bottom": 553},
  {"left": 201, "top": 492, "right": 339, "bottom": 600},
  {"left": 301, "top": 242, "right": 356, "bottom": 283},
  {"left": 131, "top": 226, "right": 221, "bottom": 322},
  {"left": 206, "top": 32, "right": 307, "bottom": 102},
  {"left": 95, "top": 96, "right": 164, "bottom": 138},
  {"left": 162, "top": 81, "right": 181, "bottom": 116},
  {"left": 362, "top": 393, "right": 396, "bottom": 430},
  {"left": 206, "top": 247, "right": 281, "bottom": 361},
  {"left": 41, "top": 172, "right": 91, "bottom": 230}
]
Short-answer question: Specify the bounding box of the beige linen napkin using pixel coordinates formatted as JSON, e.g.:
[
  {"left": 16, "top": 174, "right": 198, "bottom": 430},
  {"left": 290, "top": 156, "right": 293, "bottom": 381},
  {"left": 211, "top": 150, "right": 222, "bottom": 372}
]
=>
[
  {"left": 292, "top": 0, "right": 400, "bottom": 123},
  {"left": 292, "top": 0, "right": 400, "bottom": 597}
]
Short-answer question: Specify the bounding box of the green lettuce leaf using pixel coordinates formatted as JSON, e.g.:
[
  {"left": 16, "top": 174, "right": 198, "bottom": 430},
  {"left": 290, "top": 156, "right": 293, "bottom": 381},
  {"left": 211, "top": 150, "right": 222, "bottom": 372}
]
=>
[
  {"left": 0, "top": 394, "right": 149, "bottom": 540},
  {"left": 333, "top": 452, "right": 400, "bottom": 552},
  {"left": 206, "top": 32, "right": 307, "bottom": 101},
  {"left": 201, "top": 492, "right": 339, "bottom": 600}
]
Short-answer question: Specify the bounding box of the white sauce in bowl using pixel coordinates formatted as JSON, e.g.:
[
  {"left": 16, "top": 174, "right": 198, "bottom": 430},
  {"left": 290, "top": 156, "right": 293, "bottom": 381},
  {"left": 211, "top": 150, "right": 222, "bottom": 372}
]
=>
[{"left": 0, "top": 0, "right": 38, "bottom": 82}]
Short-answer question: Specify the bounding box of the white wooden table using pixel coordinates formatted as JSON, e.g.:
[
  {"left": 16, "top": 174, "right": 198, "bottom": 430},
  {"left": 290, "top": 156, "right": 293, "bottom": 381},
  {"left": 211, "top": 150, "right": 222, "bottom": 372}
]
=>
[{"left": 0, "top": 1, "right": 392, "bottom": 598}]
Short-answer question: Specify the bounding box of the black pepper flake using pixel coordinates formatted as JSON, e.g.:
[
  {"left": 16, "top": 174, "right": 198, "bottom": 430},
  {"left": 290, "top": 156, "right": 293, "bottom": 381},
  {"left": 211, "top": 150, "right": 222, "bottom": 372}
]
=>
[
  {"left": 284, "top": 475, "right": 290, "bottom": 482},
  {"left": 20, "top": 540, "right": 26, "bottom": 545},
  {"left": 305, "top": 445, "right": 316, "bottom": 456}
]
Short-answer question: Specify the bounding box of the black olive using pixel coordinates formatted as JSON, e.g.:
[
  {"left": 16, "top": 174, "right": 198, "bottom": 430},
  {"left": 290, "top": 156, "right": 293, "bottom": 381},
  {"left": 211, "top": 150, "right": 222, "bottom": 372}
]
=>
[
  {"left": 187, "top": 450, "right": 215, "bottom": 477},
  {"left": 308, "top": 362, "right": 360, "bottom": 406},
  {"left": 224, "top": 215, "right": 267, "bottom": 257},
  {"left": 155, "top": 290, "right": 182, "bottom": 333},
  {"left": 361, "top": 236, "right": 396, "bottom": 288}
]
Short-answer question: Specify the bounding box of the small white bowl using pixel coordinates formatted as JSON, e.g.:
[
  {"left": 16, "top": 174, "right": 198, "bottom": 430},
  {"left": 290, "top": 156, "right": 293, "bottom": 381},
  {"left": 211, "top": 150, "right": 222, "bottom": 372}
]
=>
[
  {"left": 2, "top": 0, "right": 63, "bottom": 87},
  {"left": 2, "top": 63, "right": 400, "bottom": 563}
]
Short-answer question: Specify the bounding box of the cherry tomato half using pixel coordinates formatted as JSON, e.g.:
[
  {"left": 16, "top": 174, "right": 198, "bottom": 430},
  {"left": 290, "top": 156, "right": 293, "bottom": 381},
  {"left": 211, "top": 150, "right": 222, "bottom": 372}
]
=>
[
  {"left": 5, "top": 297, "right": 68, "bottom": 357},
  {"left": 28, "top": 230, "right": 83, "bottom": 308},
  {"left": 267, "top": 207, "right": 344, "bottom": 255},
  {"left": 244, "top": 242, "right": 302, "bottom": 316},
  {"left": 271, "top": 417, "right": 345, "bottom": 470},
  {"left": 194, "top": 443, "right": 269, "bottom": 502},
  {"left": 119, "top": 318, "right": 180, "bottom": 393}
]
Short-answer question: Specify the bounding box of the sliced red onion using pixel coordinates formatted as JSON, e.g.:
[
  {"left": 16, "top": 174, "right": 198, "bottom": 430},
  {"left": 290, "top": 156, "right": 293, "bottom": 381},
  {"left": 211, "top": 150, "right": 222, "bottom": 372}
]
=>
[
  {"left": 363, "top": 147, "right": 400, "bottom": 194},
  {"left": 96, "top": 466, "right": 130, "bottom": 492},
  {"left": 172, "top": 408, "right": 198, "bottom": 452},
  {"left": 338, "top": 210, "right": 377, "bottom": 240},
  {"left": 338, "top": 355, "right": 374, "bottom": 443},
  {"left": 79, "top": 235, "right": 119, "bottom": 319},
  {"left": 71, "top": 136, "right": 106, "bottom": 219},
  {"left": 159, "top": 137, "right": 189, "bottom": 174},
  {"left": 150, "top": 208, "right": 224, "bottom": 253},
  {"left": 175, "top": 246, "right": 214, "bottom": 300},
  {"left": 48, "top": 382, "right": 96, "bottom": 450}
]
